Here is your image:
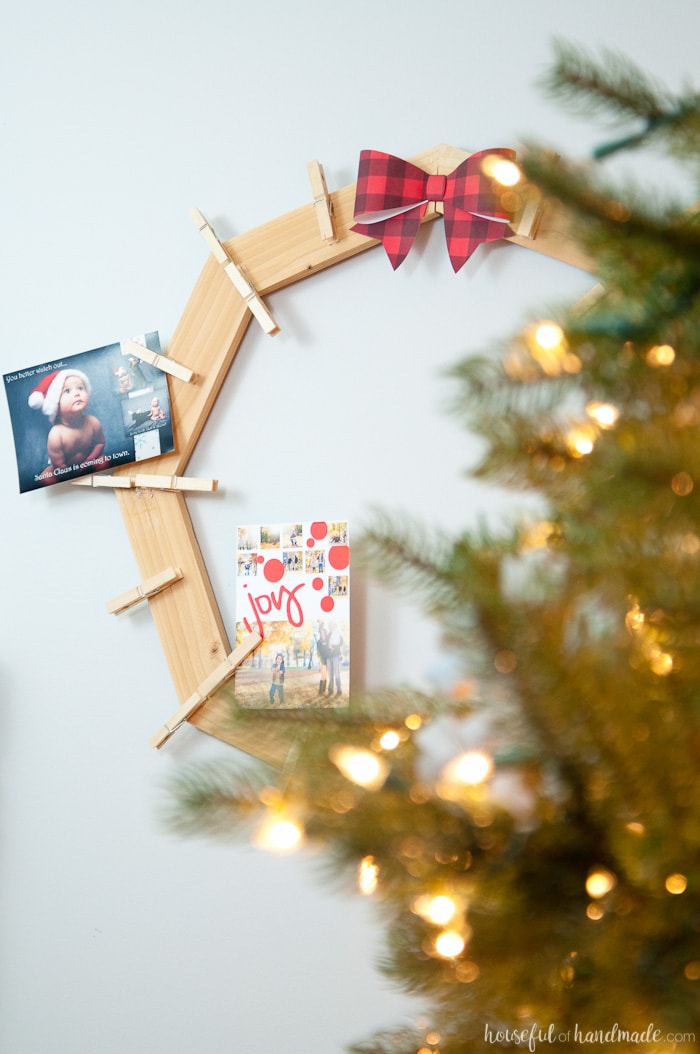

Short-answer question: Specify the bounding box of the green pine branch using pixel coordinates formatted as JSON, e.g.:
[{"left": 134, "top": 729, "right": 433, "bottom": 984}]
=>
[{"left": 540, "top": 40, "right": 700, "bottom": 159}]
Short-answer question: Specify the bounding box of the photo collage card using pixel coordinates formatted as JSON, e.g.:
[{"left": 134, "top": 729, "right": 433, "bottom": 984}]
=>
[{"left": 235, "top": 520, "right": 349, "bottom": 709}]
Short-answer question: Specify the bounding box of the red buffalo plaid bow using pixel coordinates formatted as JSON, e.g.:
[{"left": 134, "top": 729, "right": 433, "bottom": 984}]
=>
[{"left": 351, "top": 148, "right": 516, "bottom": 272}]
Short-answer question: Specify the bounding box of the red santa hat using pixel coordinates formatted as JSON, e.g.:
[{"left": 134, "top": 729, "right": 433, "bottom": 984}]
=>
[{"left": 28, "top": 369, "right": 91, "bottom": 423}]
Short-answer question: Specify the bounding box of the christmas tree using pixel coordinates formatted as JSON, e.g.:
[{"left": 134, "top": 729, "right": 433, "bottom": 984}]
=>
[{"left": 168, "top": 46, "right": 700, "bottom": 1053}]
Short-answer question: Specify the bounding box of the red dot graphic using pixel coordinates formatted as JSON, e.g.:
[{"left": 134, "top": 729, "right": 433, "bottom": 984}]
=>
[
  {"left": 312, "top": 577, "right": 324, "bottom": 591},
  {"left": 256, "top": 554, "right": 264, "bottom": 564},
  {"left": 310, "top": 521, "right": 328, "bottom": 540},
  {"left": 263, "top": 558, "right": 284, "bottom": 583},
  {"left": 321, "top": 596, "right": 335, "bottom": 612},
  {"left": 328, "top": 545, "right": 349, "bottom": 571}
]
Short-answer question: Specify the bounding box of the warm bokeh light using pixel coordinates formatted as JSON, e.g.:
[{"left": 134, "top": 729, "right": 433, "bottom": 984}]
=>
[
  {"left": 566, "top": 426, "right": 595, "bottom": 457},
  {"left": 329, "top": 745, "right": 389, "bottom": 790},
  {"left": 444, "top": 750, "right": 494, "bottom": 786},
  {"left": 649, "top": 649, "right": 674, "bottom": 676},
  {"left": 625, "top": 601, "right": 645, "bottom": 633},
  {"left": 405, "top": 714, "right": 423, "bottom": 731},
  {"left": 378, "top": 729, "right": 401, "bottom": 750},
  {"left": 525, "top": 322, "right": 569, "bottom": 375},
  {"left": 455, "top": 960, "right": 480, "bottom": 983},
  {"left": 491, "top": 159, "right": 521, "bottom": 186},
  {"left": 358, "top": 855, "right": 379, "bottom": 895},
  {"left": 680, "top": 532, "right": 700, "bottom": 554},
  {"left": 586, "top": 868, "right": 617, "bottom": 898},
  {"left": 562, "top": 351, "right": 582, "bottom": 373},
  {"left": 587, "top": 902, "right": 605, "bottom": 921},
  {"left": 626, "top": 821, "right": 646, "bottom": 835},
  {"left": 665, "top": 873, "right": 688, "bottom": 895},
  {"left": 413, "top": 894, "right": 458, "bottom": 925},
  {"left": 522, "top": 520, "right": 556, "bottom": 550},
  {"left": 427, "top": 896, "right": 458, "bottom": 925},
  {"left": 671, "top": 471, "right": 694, "bottom": 496},
  {"left": 646, "top": 344, "right": 676, "bottom": 366},
  {"left": 254, "top": 814, "right": 304, "bottom": 853},
  {"left": 534, "top": 322, "right": 565, "bottom": 349},
  {"left": 586, "top": 400, "right": 620, "bottom": 428},
  {"left": 434, "top": 930, "right": 466, "bottom": 959}
]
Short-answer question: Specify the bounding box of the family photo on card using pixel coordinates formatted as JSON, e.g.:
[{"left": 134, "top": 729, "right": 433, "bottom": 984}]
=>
[{"left": 234, "top": 519, "right": 350, "bottom": 709}]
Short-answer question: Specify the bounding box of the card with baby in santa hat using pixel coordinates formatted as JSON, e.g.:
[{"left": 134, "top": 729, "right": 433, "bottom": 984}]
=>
[{"left": 3, "top": 332, "right": 175, "bottom": 493}]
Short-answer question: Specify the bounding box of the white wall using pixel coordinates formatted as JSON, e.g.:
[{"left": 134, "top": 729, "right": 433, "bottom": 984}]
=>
[{"left": 1, "top": 3, "right": 697, "bottom": 1052}]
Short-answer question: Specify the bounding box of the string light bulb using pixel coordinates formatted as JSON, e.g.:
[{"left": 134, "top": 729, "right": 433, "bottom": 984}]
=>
[
  {"left": 646, "top": 344, "right": 675, "bottom": 366},
  {"left": 525, "top": 321, "right": 568, "bottom": 375},
  {"left": 254, "top": 812, "right": 304, "bottom": 854},
  {"left": 585, "top": 868, "right": 616, "bottom": 898},
  {"left": 443, "top": 750, "right": 494, "bottom": 786},
  {"left": 534, "top": 322, "right": 565, "bottom": 349},
  {"left": 482, "top": 153, "right": 521, "bottom": 186},
  {"left": 586, "top": 401, "right": 620, "bottom": 428},
  {"left": 665, "top": 873, "right": 687, "bottom": 895},
  {"left": 648, "top": 646, "right": 674, "bottom": 676},
  {"left": 358, "top": 855, "right": 379, "bottom": 895},
  {"left": 413, "top": 894, "right": 459, "bottom": 925},
  {"left": 566, "top": 426, "right": 595, "bottom": 457},
  {"left": 434, "top": 929, "right": 467, "bottom": 959},
  {"left": 329, "top": 745, "right": 389, "bottom": 790}
]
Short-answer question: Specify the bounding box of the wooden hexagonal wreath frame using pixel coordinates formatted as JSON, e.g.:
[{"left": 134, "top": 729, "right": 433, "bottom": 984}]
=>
[{"left": 108, "top": 144, "right": 593, "bottom": 764}]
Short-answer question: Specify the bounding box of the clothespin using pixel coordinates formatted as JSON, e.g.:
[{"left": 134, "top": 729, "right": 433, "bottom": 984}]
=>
[
  {"left": 149, "top": 632, "right": 262, "bottom": 749},
  {"left": 514, "top": 192, "right": 543, "bottom": 240},
  {"left": 122, "top": 339, "right": 194, "bottom": 383},
  {"left": 71, "top": 474, "right": 133, "bottom": 489},
  {"left": 73, "top": 474, "right": 217, "bottom": 492},
  {"left": 428, "top": 158, "right": 445, "bottom": 218},
  {"left": 107, "top": 566, "right": 183, "bottom": 615},
  {"left": 307, "top": 160, "right": 337, "bottom": 243},
  {"left": 133, "top": 473, "right": 218, "bottom": 493},
  {"left": 190, "top": 208, "right": 279, "bottom": 335},
  {"left": 573, "top": 281, "right": 606, "bottom": 316}
]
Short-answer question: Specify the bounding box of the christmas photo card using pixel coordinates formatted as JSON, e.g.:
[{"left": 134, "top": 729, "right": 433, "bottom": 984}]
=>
[
  {"left": 234, "top": 519, "right": 350, "bottom": 709},
  {"left": 3, "top": 332, "right": 174, "bottom": 493}
]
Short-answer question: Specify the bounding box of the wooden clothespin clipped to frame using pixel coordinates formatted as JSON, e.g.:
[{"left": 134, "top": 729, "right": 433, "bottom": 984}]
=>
[
  {"left": 513, "top": 188, "right": 543, "bottom": 240},
  {"left": 131, "top": 473, "right": 218, "bottom": 493},
  {"left": 512, "top": 153, "right": 557, "bottom": 241},
  {"left": 190, "top": 208, "right": 279, "bottom": 335},
  {"left": 149, "top": 632, "right": 262, "bottom": 749},
  {"left": 72, "top": 474, "right": 218, "bottom": 493},
  {"left": 107, "top": 566, "right": 183, "bottom": 616},
  {"left": 122, "top": 339, "right": 194, "bottom": 384},
  {"left": 307, "top": 160, "right": 337, "bottom": 243},
  {"left": 71, "top": 473, "right": 133, "bottom": 490}
]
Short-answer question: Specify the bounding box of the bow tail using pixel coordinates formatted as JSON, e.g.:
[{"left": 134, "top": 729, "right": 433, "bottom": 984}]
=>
[
  {"left": 351, "top": 203, "right": 428, "bottom": 270},
  {"left": 444, "top": 212, "right": 513, "bottom": 273}
]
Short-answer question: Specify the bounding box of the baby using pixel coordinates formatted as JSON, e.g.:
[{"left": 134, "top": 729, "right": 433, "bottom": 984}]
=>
[
  {"left": 29, "top": 368, "right": 105, "bottom": 470},
  {"left": 149, "top": 397, "right": 166, "bottom": 421},
  {"left": 113, "top": 365, "right": 133, "bottom": 393}
]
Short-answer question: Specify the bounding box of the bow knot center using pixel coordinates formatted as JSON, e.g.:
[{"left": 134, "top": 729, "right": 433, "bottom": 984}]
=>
[{"left": 425, "top": 174, "right": 447, "bottom": 202}]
